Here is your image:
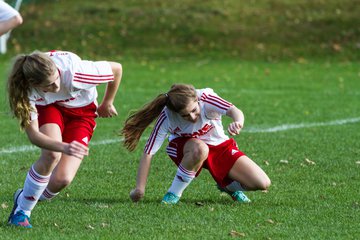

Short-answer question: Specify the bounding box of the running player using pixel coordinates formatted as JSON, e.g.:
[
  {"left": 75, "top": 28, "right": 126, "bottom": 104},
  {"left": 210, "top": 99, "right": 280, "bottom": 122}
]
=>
[
  {"left": 121, "top": 84, "right": 270, "bottom": 204},
  {"left": 7, "top": 50, "right": 122, "bottom": 228}
]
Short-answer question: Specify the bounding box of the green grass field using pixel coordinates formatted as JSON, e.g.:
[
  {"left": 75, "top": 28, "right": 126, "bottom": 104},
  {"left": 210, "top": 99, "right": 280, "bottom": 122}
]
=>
[{"left": 1, "top": 0, "right": 360, "bottom": 239}]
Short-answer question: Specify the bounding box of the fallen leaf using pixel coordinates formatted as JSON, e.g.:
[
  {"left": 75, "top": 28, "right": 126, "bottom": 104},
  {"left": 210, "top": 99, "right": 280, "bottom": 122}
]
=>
[
  {"left": 98, "top": 204, "right": 109, "bottom": 208},
  {"left": 220, "top": 192, "right": 228, "bottom": 197},
  {"left": 101, "top": 223, "right": 110, "bottom": 227},
  {"left": 264, "top": 160, "right": 269, "bottom": 165},
  {"left": 356, "top": 161, "right": 360, "bottom": 165},
  {"left": 87, "top": 225, "right": 95, "bottom": 230},
  {"left": 266, "top": 219, "right": 275, "bottom": 224},
  {"left": 1, "top": 203, "right": 8, "bottom": 209},
  {"left": 229, "top": 230, "right": 245, "bottom": 237},
  {"left": 54, "top": 223, "right": 59, "bottom": 227},
  {"left": 305, "top": 158, "right": 316, "bottom": 165},
  {"left": 195, "top": 202, "right": 205, "bottom": 206},
  {"left": 264, "top": 68, "right": 270, "bottom": 76},
  {"left": 279, "top": 160, "right": 288, "bottom": 164},
  {"left": 332, "top": 43, "right": 342, "bottom": 52},
  {"left": 297, "top": 57, "right": 307, "bottom": 64}
]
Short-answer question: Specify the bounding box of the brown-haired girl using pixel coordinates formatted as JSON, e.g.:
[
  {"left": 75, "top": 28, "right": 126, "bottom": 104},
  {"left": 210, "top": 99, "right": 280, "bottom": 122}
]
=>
[
  {"left": 122, "top": 84, "right": 270, "bottom": 205},
  {"left": 7, "top": 50, "right": 122, "bottom": 228}
]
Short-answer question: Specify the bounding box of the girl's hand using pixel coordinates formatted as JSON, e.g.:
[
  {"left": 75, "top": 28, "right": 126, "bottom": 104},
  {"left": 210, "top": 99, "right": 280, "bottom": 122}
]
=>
[
  {"left": 130, "top": 188, "right": 144, "bottom": 202},
  {"left": 97, "top": 102, "right": 118, "bottom": 118},
  {"left": 64, "top": 141, "right": 89, "bottom": 159},
  {"left": 228, "top": 121, "right": 243, "bottom": 136}
]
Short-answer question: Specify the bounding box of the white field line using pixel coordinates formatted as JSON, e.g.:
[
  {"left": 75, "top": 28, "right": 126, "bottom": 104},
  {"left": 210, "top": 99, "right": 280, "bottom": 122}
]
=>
[
  {"left": 1, "top": 117, "right": 359, "bottom": 155},
  {"left": 244, "top": 117, "right": 360, "bottom": 133}
]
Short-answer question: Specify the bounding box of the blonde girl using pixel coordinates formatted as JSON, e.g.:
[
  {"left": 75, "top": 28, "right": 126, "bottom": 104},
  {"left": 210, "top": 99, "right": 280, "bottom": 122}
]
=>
[{"left": 7, "top": 50, "right": 122, "bottom": 228}]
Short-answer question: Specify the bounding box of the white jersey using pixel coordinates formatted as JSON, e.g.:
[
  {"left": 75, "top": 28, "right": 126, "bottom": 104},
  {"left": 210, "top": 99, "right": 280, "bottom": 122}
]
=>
[
  {"left": 0, "top": 1, "right": 19, "bottom": 21},
  {"left": 29, "top": 51, "right": 114, "bottom": 121},
  {"left": 144, "top": 88, "right": 233, "bottom": 155}
]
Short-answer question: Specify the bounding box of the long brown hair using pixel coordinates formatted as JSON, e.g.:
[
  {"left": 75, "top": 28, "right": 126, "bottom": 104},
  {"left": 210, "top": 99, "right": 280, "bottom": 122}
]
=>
[
  {"left": 121, "top": 84, "right": 197, "bottom": 151},
  {"left": 7, "top": 51, "right": 56, "bottom": 129}
]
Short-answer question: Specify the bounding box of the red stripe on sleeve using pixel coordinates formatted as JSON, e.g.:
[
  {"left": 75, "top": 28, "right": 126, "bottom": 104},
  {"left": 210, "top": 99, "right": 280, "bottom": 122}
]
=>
[{"left": 144, "top": 112, "right": 167, "bottom": 154}]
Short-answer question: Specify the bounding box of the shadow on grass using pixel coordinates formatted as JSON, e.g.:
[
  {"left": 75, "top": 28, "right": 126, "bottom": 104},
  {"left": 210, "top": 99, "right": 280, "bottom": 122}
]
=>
[{"left": 52, "top": 195, "right": 241, "bottom": 206}]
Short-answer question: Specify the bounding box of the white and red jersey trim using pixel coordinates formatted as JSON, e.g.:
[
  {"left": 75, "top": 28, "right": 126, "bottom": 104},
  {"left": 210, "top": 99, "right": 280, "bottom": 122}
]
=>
[
  {"left": 73, "top": 72, "right": 114, "bottom": 85},
  {"left": 144, "top": 88, "right": 233, "bottom": 155},
  {"left": 200, "top": 92, "right": 232, "bottom": 111},
  {"left": 144, "top": 111, "right": 168, "bottom": 154},
  {"left": 28, "top": 51, "right": 114, "bottom": 120}
]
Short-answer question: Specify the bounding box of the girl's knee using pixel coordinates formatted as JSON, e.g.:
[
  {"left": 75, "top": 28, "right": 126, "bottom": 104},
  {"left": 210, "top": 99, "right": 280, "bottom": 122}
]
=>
[
  {"left": 42, "top": 151, "right": 61, "bottom": 163},
  {"left": 186, "top": 139, "right": 209, "bottom": 161},
  {"left": 53, "top": 175, "right": 74, "bottom": 189},
  {"left": 258, "top": 176, "right": 271, "bottom": 190},
  {"left": 37, "top": 151, "right": 61, "bottom": 173}
]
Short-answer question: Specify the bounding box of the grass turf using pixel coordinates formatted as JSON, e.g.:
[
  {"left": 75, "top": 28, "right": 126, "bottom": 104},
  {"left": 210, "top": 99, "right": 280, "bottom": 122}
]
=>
[
  {"left": 0, "top": 0, "right": 360, "bottom": 238},
  {"left": 0, "top": 58, "right": 359, "bottom": 239}
]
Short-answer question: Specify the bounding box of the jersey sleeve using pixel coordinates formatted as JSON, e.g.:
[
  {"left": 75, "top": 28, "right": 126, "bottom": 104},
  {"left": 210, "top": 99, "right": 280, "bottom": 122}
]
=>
[
  {"left": 144, "top": 111, "right": 169, "bottom": 155},
  {"left": 28, "top": 92, "right": 39, "bottom": 121},
  {"left": 0, "top": 1, "right": 20, "bottom": 21},
  {"left": 199, "top": 88, "right": 233, "bottom": 119},
  {"left": 72, "top": 60, "right": 114, "bottom": 90}
]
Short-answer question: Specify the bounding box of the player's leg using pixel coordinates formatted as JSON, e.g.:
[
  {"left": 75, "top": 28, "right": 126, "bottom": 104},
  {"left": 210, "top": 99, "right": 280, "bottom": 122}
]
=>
[
  {"left": 40, "top": 112, "right": 95, "bottom": 201},
  {"left": 204, "top": 139, "right": 267, "bottom": 203},
  {"left": 218, "top": 156, "right": 270, "bottom": 203},
  {"left": 8, "top": 123, "right": 62, "bottom": 228},
  {"left": 45, "top": 154, "right": 83, "bottom": 194},
  {"left": 228, "top": 155, "right": 271, "bottom": 191},
  {"left": 163, "top": 138, "right": 208, "bottom": 204}
]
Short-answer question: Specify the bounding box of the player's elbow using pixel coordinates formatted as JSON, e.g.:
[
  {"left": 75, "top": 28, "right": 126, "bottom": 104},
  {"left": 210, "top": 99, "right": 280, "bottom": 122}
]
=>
[
  {"left": 13, "top": 14, "right": 23, "bottom": 26},
  {"left": 16, "top": 15, "right": 23, "bottom": 25},
  {"left": 110, "top": 62, "right": 122, "bottom": 78}
]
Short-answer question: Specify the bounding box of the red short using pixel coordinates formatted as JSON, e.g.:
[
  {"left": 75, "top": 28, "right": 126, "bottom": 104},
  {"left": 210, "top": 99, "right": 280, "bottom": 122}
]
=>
[
  {"left": 166, "top": 138, "right": 245, "bottom": 187},
  {"left": 36, "top": 103, "right": 97, "bottom": 146}
]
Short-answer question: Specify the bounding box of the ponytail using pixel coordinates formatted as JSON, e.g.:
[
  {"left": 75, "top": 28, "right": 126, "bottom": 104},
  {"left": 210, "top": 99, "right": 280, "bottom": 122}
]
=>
[
  {"left": 121, "top": 94, "right": 168, "bottom": 151},
  {"left": 7, "top": 55, "right": 33, "bottom": 129},
  {"left": 7, "top": 51, "right": 56, "bottom": 129},
  {"left": 121, "top": 83, "right": 197, "bottom": 151}
]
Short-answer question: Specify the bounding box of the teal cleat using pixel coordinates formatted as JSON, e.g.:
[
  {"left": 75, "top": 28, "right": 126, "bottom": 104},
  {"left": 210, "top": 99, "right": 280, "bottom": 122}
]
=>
[
  {"left": 217, "top": 185, "right": 251, "bottom": 203},
  {"left": 8, "top": 189, "right": 32, "bottom": 228},
  {"left": 161, "top": 192, "right": 180, "bottom": 205},
  {"left": 231, "top": 190, "right": 251, "bottom": 203}
]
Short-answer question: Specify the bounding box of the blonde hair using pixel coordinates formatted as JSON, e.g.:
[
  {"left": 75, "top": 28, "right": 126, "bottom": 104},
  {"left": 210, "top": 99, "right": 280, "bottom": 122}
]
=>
[
  {"left": 7, "top": 51, "right": 56, "bottom": 129},
  {"left": 121, "top": 84, "right": 197, "bottom": 151}
]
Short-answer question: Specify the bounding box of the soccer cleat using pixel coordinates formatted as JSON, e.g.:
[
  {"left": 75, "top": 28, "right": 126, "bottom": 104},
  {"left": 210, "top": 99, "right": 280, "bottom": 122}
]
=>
[
  {"left": 8, "top": 210, "right": 32, "bottom": 228},
  {"left": 217, "top": 185, "right": 251, "bottom": 203},
  {"left": 7, "top": 189, "right": 22, "bottom": 224},
  {"left": 230, "top": 190, "right": 251, "bottom": 203},
  {"left": 161, "top": 192, "right": 180, "bottom": 205},
  {"left": 8, "top": 189, "right": 33, "bottom": 228}
]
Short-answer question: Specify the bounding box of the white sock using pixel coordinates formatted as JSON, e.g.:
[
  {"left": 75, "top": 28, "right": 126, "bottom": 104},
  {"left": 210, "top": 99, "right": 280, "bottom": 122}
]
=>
[
  {"left": 16, "top": 165, "right": 50, "bottom": 216},
  {"left": 39, "top": 188, "right": 59, "bottom": 201},
  {"left": 226, "top": 181, "right": 245, "bottom": 192},
  {"left": 168, "top": 164, "right": 196, "bottom": 197}
]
